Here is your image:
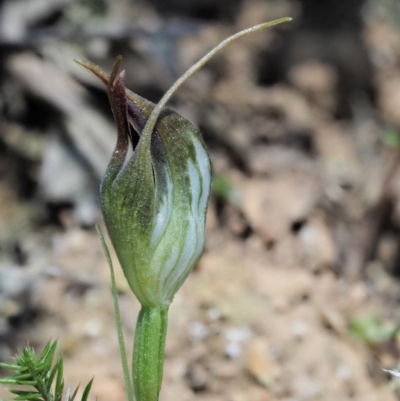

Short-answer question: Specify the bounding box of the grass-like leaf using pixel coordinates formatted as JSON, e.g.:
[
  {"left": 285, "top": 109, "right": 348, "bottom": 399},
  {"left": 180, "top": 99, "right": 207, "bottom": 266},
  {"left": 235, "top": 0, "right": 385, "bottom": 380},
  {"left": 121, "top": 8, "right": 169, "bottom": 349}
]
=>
[
  {"left": 67, "top": 385, "right": 79, "bottom": 401},
  {"left": 80, "top": 379, "right": 93, "bottom": 401}
]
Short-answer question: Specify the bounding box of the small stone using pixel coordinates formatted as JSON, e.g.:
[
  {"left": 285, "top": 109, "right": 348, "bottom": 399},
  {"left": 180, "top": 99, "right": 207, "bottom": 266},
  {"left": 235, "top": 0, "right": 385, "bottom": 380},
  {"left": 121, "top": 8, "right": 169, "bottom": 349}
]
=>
[
  {"left": 223, "top": 327, "right": 251, "bottom": 358},
  {"left": 290, "top": 374, "right": 324, "bottom": 400},
  {"left": 225, "top": 341, "right": 243, "bottom": 359},
  {"left": 225, "top": 327, "right": 251, "bottom": 343},
  {"left": 207, "top": 307, "right": 221, "bottom": 321},
  {"left": 83, "top": 318, "right": 103, "bottom": 337},
  {"left": 245, "top": 338, "right": 281, "bottom": 388},
  {"left": 0, "top": 266, "right": 29, "bottom": 297},
  {"left": 185, "top": 362, "right": 209, "bottom": 392},
  {"left": 188, "top": 321, "right": 209, "bottom": 341},
  {"left": 290, "top": 319, "right": 308, "bottom": 340}
]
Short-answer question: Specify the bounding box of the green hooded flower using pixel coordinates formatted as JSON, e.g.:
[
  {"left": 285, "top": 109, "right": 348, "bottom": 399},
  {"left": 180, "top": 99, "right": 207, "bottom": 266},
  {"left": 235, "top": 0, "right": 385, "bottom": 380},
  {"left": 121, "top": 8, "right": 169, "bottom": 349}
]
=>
[
  {"left": 79, "top": 59, "right": 211, "bottom": 309},
  {"left": 76, "top": 18, "right": 290, "bottom": 401}
]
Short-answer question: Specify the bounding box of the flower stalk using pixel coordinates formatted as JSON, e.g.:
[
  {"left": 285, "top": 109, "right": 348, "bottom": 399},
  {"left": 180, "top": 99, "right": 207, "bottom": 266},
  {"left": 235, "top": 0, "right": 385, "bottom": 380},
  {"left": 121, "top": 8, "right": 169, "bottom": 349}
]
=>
[{"left": 133, "top": 307, "right": 168, "bottom": 401}]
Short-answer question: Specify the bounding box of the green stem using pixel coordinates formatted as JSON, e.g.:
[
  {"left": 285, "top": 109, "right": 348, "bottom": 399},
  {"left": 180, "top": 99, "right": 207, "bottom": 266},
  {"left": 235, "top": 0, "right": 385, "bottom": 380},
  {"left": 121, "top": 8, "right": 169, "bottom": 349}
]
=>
[
  {"left": 26, "top": 362, "right": 52, "bottom": 401},
  {"left": 133, "top": 306, "right": 169, "bottom": 401},
  {"left": 96, "top": 225, "right": 134, "bottom": 401}
]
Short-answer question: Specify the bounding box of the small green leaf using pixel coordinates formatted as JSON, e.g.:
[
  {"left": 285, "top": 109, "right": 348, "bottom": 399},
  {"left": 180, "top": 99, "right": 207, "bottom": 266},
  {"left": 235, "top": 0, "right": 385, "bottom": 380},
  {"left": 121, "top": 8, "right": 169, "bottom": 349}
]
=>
[
  {"left": 0, "top": 379, "right": 36, "bottom": 386},
  {"left": 55, "top": 378, "right": 64, "bottom": 401},
  {"left": 12, "top": 373, "right": 35, "bottom": 381},
  {"left": 212, "top": 174, "right": 240, "bottom": 206},
  {"left": 41, "top": 342, "right": 57, "bottom": 371},
  {"left": 13, "top": 395, "right": 42, "bottom": 401},
  {"left": 9, "top": 390, "right": 41, "bottom": 399},
  {"left": 38, "top": 342, "right": 53, "bottom": 361},
  {"left": 349, "top": 315, "right": 400, "bottom": 345},
  {"left": 383, "top": 127, "right": 400, "bottom": 148},
  {"left": 80, "top": 379, "right": 93, "bottom": 401},
  {"left": 47, "top": 361, "right": 59, "bottom": 391},
  {"left": 0, "top": 363, "right": 24, "bottom": 371},
  {"left": 55, "top": 359, "right": 64, "bottom": 396}
]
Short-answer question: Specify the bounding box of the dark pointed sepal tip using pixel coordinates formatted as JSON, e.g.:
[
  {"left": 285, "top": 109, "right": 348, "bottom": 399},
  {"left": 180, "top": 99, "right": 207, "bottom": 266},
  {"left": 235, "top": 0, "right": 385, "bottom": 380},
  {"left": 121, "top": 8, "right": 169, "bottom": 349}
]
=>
[
  {"left": 74, "top": 56, "right": 131, "bottom": 149},
  {"left": 107, "top": 56, "right": 123, "bottom": 89},
  {"left": 107, "top": 67, "right": 134, "bottom": 153},
  {"left": 74, "top": 55, "right": 123, "bottom": 87}
]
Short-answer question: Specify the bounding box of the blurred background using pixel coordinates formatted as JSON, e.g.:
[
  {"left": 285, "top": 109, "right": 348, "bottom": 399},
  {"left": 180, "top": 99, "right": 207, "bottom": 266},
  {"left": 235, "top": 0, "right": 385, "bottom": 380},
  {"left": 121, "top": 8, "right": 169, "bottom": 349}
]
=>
[{"left": 2, "top": 0, "right": 400, "bottom": 400}]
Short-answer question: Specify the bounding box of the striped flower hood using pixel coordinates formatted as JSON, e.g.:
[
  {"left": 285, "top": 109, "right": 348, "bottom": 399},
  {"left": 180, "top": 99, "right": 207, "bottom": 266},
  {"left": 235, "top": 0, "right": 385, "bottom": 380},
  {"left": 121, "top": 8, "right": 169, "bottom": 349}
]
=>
[{"left": 83, "top": 59, "right": 211, "bottom": 308}]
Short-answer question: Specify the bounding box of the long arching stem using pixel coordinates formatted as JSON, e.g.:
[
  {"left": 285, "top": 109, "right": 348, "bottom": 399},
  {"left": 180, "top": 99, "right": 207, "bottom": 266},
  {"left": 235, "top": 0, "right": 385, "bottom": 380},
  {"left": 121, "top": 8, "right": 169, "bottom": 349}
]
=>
[{"left": 139, "top": 17, "right": 292, "bottom": 152}]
